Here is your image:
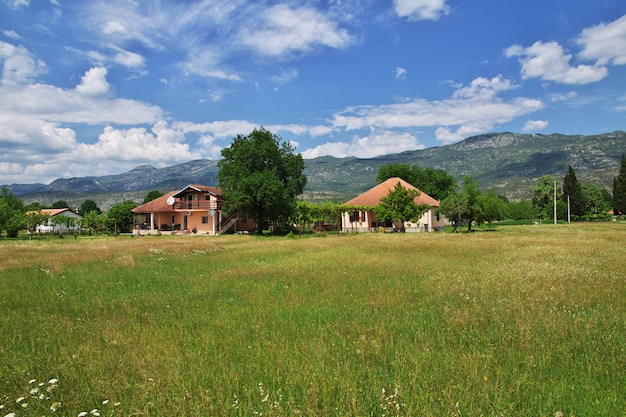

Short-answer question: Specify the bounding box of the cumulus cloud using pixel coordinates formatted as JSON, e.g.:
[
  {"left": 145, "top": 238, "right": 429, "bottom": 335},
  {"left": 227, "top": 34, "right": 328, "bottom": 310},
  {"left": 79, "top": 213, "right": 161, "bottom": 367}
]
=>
[
  {"left": 523, "top": 119, "right": 549, "bottom": 132},
  {"left": 331, "top": 75, "right": 542, "bottom": 144},
  {"left": 393, "top": 0, "right": 450, "bottom": 21},
  {"left": 0, "top": 40, "right": 46, "bottom": 84},
  {"left": 577, "top": 14, "right": 626, "bottom": 66},
  {"left": 74, "top": 121, "right": 194, "bottom": 163},
  {"left": 505, "top": 41, "right": 608, "bottom": 85},
  {"left": 301, "top": 130, "right": 423, "bottom": 159},
  {"left": 75, "top": 67, "right": 110, "bottom": 97}
]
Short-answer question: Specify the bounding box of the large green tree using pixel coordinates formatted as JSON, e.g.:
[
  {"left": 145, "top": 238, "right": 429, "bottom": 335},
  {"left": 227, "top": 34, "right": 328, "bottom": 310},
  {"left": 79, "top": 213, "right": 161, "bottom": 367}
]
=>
[
  {"left": 107, "top": 201, "right": 137, "bottom": 234},
  {"left": 373, "top": 182, "right": 429, "bottom": 232},
  {"left": 80, "top": 199, "right": 101, "bottom": 215},
  {"left": 613, "top": 153, "right": 626, "bottom": 215},
  {"left": 581, "top": 182, "right": 608, "bottom": 216},
  {"left": 218, "top": 128, "right": 306, "bottom": 234},
  {"left": 143, "top": 190, "right": 164, "bottom": 204},
  {"left": 0, "top": 186, "right": 25, "bottom": 237},
  {"left": 561, "top": 165, "right": 585, "bottom": 218},
  {"left": 461, "top": 176, "right": 482, "bottom": 232},
  {"left": 531, "top": 175, "right": 558, "bottom": 220},
  {"left": 376, "top": 163, "right": 456, "bottom": 201},
  {"left": 438, "top": 192, "right": 466, "bottom": 233}
]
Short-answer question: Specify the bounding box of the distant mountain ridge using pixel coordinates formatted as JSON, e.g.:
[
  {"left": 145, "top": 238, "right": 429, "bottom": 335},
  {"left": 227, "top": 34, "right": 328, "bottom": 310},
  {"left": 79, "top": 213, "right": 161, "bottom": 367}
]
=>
[{"left": 6, "top": 131, "right": 626, "bottom": 210}]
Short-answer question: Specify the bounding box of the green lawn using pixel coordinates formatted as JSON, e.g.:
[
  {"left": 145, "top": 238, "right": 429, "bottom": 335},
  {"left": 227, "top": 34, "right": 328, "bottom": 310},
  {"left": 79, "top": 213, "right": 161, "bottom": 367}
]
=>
[{"left": 1, "top": 224, "right": 625, "bottom": 416}]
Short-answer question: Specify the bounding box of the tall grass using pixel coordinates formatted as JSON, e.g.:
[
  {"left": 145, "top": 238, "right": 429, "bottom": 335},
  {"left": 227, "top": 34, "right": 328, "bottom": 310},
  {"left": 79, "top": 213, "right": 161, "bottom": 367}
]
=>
[{"left": 1, "top": 224, "right": 625, "bottom": 416}]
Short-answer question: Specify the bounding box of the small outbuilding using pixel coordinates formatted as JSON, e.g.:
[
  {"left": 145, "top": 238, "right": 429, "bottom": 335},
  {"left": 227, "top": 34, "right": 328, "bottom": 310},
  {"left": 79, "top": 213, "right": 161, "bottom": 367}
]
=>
[{"left": 30, "top": 208, "right": 82, "bottom": 234}]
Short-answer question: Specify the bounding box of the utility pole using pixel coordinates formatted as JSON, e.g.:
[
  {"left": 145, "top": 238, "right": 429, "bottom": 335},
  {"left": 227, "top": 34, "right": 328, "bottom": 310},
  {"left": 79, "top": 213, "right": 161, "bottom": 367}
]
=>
[{"left": 554, "top": 178, "right": 557, "bottom": 224}]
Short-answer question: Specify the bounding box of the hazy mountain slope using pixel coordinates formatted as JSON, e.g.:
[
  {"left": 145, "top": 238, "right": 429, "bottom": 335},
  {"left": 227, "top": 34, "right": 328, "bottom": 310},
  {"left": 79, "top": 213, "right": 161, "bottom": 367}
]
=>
[{"left": 7, "top": 131, "right": 626, "bottom": 209}]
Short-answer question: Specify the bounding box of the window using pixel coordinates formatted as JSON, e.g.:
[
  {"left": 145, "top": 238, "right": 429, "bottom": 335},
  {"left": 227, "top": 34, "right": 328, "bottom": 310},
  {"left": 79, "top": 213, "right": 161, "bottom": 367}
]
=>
[
  {"left": 205, "top": 194, "right": 211, "bottom": 200},
  {"left": 202, "top": 216, "right": 209, "bottom": 224}
]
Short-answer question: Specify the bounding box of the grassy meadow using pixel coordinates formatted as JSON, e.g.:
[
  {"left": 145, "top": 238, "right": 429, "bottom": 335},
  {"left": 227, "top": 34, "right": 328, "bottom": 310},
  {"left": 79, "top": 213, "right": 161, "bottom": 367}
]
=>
[{"left": 0, "top": 224, "right": 625, "bottom": 416}]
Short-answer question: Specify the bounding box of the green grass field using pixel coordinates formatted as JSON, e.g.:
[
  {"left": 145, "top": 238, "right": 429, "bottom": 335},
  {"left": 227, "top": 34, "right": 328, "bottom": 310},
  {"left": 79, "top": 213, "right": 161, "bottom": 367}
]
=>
[{"left": 1, "top": 224, "right": 625, "bottom": 416}]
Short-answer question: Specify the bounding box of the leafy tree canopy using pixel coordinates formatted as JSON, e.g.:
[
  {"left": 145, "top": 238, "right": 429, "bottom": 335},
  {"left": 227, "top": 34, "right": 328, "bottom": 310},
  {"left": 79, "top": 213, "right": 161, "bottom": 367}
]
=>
[
  {"left": 438, "top": 192, "right": 466, "bottom": 233},
  {"left": 373, "top": 181, "right": 429, "bottom": 232},
  {"left": 217, "top": 128, "right": 306, "bottom": 234},
  {"left": 531, "top": 175, "right": 558, "bottom": 220},
  {"left": 0, "top": 186, "right": 25, "bottom": 237},
  {"left": 51, "top": 200, "right": 70, "bottom": 209},
  {"left": 143, "top": 190, "right": 164, "bottom": 204},
  {"left": 80, "top": 199, "right": 101, "bottom": 214},
  {"left": 613, "top": 153, "right": 626, "bottom": 215},
  {"left": 460, "top": 176, "right": 482, "bottom": 232},
  {"left": 107, "top": 201, "right": 137, "bottom": 234},
  {"left": 376, "top": 163, "right": 456, "bottom": 201}
]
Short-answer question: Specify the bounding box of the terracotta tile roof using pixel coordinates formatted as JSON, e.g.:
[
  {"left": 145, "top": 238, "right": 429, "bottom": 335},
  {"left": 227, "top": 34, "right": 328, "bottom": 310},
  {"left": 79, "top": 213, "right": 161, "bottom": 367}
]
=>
[
  {"left": 344, "top": 177, "right": 440, "bottom": 207},
  {"left": 27, "top": 208, "right": 77, "bottom": 217},
  {"left": 42, "top": 208, "right": 71, "bottom": 216},
  {"left": 132, "top": 191, "right": 177, "bottom": 214}
]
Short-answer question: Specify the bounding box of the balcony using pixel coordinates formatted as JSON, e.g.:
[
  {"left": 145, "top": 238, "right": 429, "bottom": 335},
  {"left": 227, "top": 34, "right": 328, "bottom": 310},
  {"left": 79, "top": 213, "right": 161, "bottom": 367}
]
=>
[{"left": 173, "top": 200, "right": 223, "bottom": 211}]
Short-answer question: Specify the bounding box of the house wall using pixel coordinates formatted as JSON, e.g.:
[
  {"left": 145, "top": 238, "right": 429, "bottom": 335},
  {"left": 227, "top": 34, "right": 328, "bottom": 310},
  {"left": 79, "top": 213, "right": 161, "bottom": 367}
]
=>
[{"left": 342, "top": 208, "right": 446, "bottom": 232}]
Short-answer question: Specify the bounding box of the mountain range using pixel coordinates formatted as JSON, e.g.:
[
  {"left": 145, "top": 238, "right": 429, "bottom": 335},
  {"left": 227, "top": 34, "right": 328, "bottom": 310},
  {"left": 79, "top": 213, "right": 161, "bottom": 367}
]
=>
[{"left": 6, "top": 131, "right": 626, "bottom": 210}]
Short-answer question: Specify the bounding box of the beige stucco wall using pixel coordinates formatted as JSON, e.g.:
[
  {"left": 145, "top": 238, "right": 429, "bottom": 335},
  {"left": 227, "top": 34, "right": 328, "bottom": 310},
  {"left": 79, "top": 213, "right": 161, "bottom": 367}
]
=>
[{"left": 342, "top": 208, "right": 447, "bottom": 232}]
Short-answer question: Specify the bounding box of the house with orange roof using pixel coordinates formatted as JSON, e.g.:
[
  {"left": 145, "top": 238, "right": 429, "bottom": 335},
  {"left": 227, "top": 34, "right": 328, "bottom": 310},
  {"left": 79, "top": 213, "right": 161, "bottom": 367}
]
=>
[
  {"left": 342, "top": 177, "right": 446, "bottom": 232},
  {"left": 131, "top": 184, "right": 256, "bottom": 235}
]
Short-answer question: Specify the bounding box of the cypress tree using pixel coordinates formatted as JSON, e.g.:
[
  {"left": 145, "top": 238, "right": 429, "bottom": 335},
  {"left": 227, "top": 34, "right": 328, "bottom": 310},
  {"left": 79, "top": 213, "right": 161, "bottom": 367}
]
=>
[
  {"left": 613, "top": 153, "right": 626, "bottom": 215},
  {"left": 561, "top": 165, "right": 584, "bottom": 217}
]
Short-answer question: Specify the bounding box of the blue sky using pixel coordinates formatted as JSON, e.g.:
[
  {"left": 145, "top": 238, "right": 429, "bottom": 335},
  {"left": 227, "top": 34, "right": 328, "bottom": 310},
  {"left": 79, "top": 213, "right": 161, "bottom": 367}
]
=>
[{"left": 1, "top": 0, "right": 625, "bottom": 184}]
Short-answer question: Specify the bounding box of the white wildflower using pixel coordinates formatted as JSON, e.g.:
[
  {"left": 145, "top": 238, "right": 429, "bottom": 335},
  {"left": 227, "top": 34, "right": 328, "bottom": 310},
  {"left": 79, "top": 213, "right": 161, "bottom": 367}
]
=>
[
  {"left": 50, "top": 401, "right": 61, "bottom": 411},
  {"left": 78, "top": 412, "right": 88, "bottom": 417}
]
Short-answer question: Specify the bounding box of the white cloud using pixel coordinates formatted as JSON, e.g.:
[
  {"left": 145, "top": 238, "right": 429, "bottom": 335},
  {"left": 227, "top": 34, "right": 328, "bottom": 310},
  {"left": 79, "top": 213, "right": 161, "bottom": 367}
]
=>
[
  {"left": 2, "top": 30, "right": 21, "bottom": 40},
  {"left": 75, "top": 67, "right": 110, "bottom": 97},
  {"left": 395, "top": 67, "right": 407, "bottom": 79},
  {"left": 0, "top": 40, "right": 46, "bottom": 84},
  {"left": 331, "top": 75, "right": 542, "bottom": 144},
  {"left": 271, "top": 68, "right": 299, "bottom": 86},
  {"left": 74, "top": 121, "right": 194, "bottom": 163},
  {"left": 523, "top": 119, "right": 549, "bottom": 132},
  {"left": 505, "top": 41, "right": 608, "bottom": 85},
  {"left": 302, "top": 130, "right": 423, "bottom": 159},
  {"left": 393, "top": 0, "right": 450, "bottom": 21},
  {"left": 113, "top": 50, "right": 145, "bottom": 68},
  {"left": 452, "top": 76, "right": 517, "bottom": 100},
  {"left": 2, "top": 0, "right": 29, "bottom": 10},
  {"left": 577, "top": 14, "right": 626, "bottom": 66},
  {"left": 238, "top": 4, "right": 352, "bottom": 57}
]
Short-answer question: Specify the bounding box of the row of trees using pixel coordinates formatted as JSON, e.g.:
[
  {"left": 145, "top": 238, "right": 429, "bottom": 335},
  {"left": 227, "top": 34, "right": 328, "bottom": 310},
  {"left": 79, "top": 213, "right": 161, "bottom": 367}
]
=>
[{"left": 0, "top": 187, "right": 153, "bottom": 238}]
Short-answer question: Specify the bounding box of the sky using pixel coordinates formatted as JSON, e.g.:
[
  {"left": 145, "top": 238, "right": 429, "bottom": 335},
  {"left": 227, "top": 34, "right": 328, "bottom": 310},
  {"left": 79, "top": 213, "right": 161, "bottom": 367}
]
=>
[{"left": 1, "top": 0, "right": 626, "bottom": 185}]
